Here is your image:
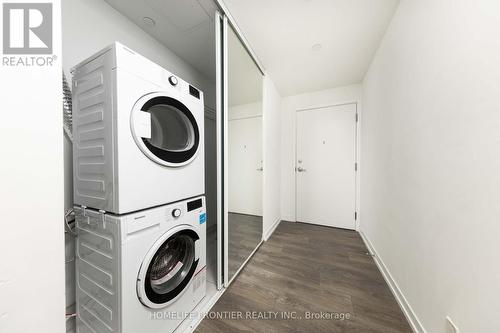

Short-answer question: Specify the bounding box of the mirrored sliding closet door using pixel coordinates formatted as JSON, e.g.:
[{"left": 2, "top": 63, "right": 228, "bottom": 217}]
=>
[{"left": 218, "top": 18, "right": 264, "bottom": 286}]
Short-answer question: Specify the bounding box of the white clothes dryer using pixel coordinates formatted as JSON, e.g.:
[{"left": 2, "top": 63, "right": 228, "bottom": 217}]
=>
[
  {"left": 75, "top": 196, "right": 207, "bottom": 333},
  {"left": 72, "top": 42, "right": 205, "bottom": 214}
]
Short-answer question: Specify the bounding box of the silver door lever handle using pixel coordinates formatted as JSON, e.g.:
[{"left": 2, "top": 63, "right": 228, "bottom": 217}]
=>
[{"left": 297, "top": 167, "right": 306, "bottom": 172}]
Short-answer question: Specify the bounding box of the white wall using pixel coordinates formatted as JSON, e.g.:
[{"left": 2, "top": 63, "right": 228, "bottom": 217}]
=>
[
  {"left": 0, "top": 1, "right": 65, "bottom": 332},
  {"left": 61, "top": 0, "right": 216, "bottom": 324},
  {"left": 361, "top": 1, "right": 500, "bottom": 332},
  {"left": 228, "top": 101, "right": 262, "bottom": 120},
  {"left": 262, "top": 76, "right": 282, "bottom": 239},
  {"left": 280, "top": 84, "right": 362, "bottom": 222}
]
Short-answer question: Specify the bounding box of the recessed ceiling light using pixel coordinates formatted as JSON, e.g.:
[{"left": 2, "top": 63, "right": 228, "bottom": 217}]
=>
[
  {"left": 143, "top": 17, "right": 156, "bottom": 28},
  {"left": 312, "top": 43, "right": 322, "bottom": 52}
]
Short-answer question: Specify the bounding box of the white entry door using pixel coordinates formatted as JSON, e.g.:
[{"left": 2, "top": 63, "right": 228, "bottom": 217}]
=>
[
  {"left": 296, "top": 104, "right": 357, "bottom": 230},
  {"left": 228, "top": 116, "right": 263, "bottom": 216}
]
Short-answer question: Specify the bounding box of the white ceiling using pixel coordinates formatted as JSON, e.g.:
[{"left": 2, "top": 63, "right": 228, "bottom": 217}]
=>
[
  {"left": 105, "top": 0, "right": 217, "bottom": 81},
  {"left": 223, "top": 0, "right": 400, "bottom": 96},
  {"left": 104, "top": 0, "right": 399, "bottom": 98}
]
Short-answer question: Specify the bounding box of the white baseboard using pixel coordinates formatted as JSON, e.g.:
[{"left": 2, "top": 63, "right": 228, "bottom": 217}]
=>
[
  {"left": 359, "top": 230, "right": 426, "bottom": 333},
  {"left": 263, "top": 218, "right": 281, "bottom": 241},
  {"left": 281, "top": 215, "right": 295, "bottom": 223}
]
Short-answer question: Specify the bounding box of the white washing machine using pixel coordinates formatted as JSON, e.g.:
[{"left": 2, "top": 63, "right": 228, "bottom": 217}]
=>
[
  {"left": 72, "top": 42, "right": 205, "bottom": 214},
  {"left": 75, "top": 196, "right": 207, "bottom": 333}
]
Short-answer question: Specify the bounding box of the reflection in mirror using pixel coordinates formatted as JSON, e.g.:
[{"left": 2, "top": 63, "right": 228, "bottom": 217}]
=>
[{"left": 227, "top": 24, "right": 263, "bottom": 281}]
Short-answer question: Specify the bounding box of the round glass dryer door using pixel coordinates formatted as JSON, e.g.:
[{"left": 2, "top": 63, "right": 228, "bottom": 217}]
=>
[
  {"left": 137, "top": 228, "right": 200, "bottom": 308},
  {"left": 131, "top": 92, "right": 200, "bottom": 167}
]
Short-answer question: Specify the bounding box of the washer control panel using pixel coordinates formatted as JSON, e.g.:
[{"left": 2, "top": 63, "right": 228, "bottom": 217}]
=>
[
  {"left": 171, "top": 208, "right": 182, "bottom": 218},
  {"left": 163, "top": 197, "right": 205, "bottom": 224}
]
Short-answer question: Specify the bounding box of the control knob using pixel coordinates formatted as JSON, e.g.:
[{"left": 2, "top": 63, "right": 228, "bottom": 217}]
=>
[
  {"left": 168, "top": 76, "right": 178, "bottom": 86},
  {"left": 172, "top": 208, "right": 181, "bottom": 218}
]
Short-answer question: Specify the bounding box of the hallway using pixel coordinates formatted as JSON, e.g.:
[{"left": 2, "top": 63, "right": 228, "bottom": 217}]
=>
[{"left": 197, "top": 222, "right": 411, "bottom": 332}]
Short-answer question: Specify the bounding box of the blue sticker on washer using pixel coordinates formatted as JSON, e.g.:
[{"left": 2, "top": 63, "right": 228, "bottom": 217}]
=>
[{"left": 199, "top": 213, "right": 206, "bottom": 224}]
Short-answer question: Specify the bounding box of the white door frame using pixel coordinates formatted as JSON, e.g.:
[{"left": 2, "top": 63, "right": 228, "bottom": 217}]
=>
[
  {"left": 294, "top": 101, "right": 361, "bottom": 231},
  {"left": 215, "top": 11, "right": 225, "bottom": 290}
]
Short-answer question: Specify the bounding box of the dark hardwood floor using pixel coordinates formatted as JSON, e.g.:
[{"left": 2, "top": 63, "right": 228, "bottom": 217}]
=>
[
  {"left": 196, "top": 221, "right": 412, "bottom": 333},
  {"left": 228, "top": 213, "right": 262, "bottom": 279}
]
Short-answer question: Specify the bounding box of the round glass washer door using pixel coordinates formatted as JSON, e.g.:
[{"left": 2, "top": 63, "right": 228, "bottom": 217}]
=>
[
  {"left": 131, "top": 92, "right": 200, "bottom": 167},
  {"left": 137, "top": 227, "right": 200, "bottom": 309}
]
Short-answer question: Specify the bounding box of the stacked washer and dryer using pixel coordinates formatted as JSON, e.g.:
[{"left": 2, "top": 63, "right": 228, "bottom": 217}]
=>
[{"left": 72, "top": 42, "right": 206, "bottom": 333}]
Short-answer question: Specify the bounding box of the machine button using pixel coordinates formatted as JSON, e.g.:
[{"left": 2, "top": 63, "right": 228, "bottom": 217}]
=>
[
  {"left": 168, "top": 76, "right": 178, "bottom": 86},
  {"left": 172, "top": 208, "right": 181, "bottom": 218}
]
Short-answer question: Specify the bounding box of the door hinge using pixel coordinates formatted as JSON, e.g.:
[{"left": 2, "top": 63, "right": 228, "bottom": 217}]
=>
[
  {"left": 355, "top": 113, "right": 359, "bottom": 122},
  {"left": 355, "top": 163, "right": 358, "bottom": 171},
  {"left": 355, "top": 212, "right": 358, "bottom": 220}
]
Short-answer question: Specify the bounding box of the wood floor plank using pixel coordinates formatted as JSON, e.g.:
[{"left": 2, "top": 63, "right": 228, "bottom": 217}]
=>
[
  {"left": 228, "top": 213, "right": 263, "bottom": 278},
  {"left": 196, "top": 222, "right": 412, "bottom": 333}
]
